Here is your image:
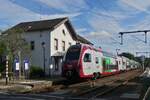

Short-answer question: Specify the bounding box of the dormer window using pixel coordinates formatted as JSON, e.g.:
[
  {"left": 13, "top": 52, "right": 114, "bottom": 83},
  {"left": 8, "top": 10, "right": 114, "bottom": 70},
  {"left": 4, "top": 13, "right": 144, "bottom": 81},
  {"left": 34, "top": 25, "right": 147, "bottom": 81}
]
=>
[{"left": 62, "top": 29, "right": 66, "bottom": 36}]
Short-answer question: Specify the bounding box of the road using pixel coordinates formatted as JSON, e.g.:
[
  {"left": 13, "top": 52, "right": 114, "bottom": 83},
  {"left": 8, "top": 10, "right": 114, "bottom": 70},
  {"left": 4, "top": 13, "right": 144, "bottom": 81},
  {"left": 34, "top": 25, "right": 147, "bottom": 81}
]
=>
[
  {"left": 0, "top": 92, "right": 90, "bottom": 100},
  {"left": 0, "top": 92, "right": 62, "bottom": 100}
]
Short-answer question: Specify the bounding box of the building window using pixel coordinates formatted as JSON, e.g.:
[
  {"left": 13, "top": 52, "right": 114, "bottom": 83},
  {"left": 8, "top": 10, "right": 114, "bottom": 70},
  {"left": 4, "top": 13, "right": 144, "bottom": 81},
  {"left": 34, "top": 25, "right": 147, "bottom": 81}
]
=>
[
  {"left": 69, "top": 42, "right": 72, "bottom": 47},
  {"left": 62, "top": 41, "right": 65, "bottom": 51},
  {"left": 30, "top": 41, "right": 35, "bottom": 50},
  {"left": 62, "top": 29, "right": 66, "bottom": 36},
  {"left": 54, "top": 38, "right": 58, "bottom": 50}
]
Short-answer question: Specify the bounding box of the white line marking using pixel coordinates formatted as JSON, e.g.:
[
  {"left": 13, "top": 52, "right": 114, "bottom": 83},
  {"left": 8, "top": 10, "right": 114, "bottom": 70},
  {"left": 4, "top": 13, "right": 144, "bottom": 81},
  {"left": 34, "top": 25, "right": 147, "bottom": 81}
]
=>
[{"left": 120, "top": 93, "right": 140, "bottom": 99}]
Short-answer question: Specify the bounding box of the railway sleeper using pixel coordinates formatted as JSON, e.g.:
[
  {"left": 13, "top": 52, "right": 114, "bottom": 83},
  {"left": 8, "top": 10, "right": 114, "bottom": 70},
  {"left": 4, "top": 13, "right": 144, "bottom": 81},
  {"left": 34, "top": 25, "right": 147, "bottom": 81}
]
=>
[{"left": 90, "top": 76, "right": 138, "bottom": 99}]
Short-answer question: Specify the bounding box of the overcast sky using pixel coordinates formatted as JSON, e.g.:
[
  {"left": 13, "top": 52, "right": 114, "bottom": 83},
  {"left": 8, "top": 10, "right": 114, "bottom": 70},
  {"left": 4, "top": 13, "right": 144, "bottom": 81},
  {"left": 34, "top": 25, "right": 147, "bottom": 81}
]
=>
[{"left": 1, "top": 0, "right": 150, "bottom": 56}]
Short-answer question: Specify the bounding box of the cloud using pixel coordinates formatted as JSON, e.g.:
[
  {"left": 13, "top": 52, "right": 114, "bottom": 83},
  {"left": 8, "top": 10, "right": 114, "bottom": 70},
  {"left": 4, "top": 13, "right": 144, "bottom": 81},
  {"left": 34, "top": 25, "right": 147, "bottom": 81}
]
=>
[
  {"left": 128, "top": 15, "right": 150, "bottom": 31},
  {"left": 76, "top": 28, "right": 87, "bottom": 34},
  {"left": 119, "top": 0, "right": 150, "bottom": 13},
  {"left": 37, "top": 0, "right": 88, "bottom": 13},
  {"left": 39, "top": 13, "right": 81, "bottom": 19},
  {"left": 0, "top": 0, "right": 80, "bottom": 29},
  {"left": 89, "top": 31, "right": 112, "bottom": 38},
  {"left": 87, "top": 14, "right": 123, "bottom": 34},
  {"left": 91, "top": 9, "right": 131, "bottom": 20},
  {"left": 84, "top": 31, "right": 119, "bottom": 45}
]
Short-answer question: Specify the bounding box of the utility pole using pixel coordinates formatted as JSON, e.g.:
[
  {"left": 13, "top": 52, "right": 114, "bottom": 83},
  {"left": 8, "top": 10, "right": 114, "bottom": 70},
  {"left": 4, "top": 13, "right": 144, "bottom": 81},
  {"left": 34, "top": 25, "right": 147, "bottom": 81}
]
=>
[
  {"left": 116, "top": 49, "right": 120, "bottom": 55},
  {"left": 5, "top": 55, "right": 9, "bottom": 85},
  {"left": 136, "top": 52, "right": 150, "bottom": 70},
  {"left": 141, "top": 56, "right": 145, "bottom": 70},
  {"left": 119, "top": 30, "right": 150, "bottom": 45}
]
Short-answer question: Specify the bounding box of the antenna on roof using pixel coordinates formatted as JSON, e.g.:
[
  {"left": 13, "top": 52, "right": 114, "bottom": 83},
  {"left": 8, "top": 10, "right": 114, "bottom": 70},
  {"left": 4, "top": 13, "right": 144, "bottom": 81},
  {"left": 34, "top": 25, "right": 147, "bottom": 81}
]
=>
[{"left": 40, "top": 4, "right": 42, "bottom": 20}]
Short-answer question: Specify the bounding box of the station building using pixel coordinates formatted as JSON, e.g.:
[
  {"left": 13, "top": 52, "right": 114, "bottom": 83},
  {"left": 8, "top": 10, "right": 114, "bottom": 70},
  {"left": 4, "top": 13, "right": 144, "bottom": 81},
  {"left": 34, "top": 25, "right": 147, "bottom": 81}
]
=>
[{"left": 9, "top": 17, "right": 92, "bottom": 76}]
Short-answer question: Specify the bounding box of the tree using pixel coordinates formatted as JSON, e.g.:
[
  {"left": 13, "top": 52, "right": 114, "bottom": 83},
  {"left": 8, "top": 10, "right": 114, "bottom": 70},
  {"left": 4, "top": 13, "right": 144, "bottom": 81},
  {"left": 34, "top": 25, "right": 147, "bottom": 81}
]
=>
[
  {"left": 0, "top": 41, "right": 6, "bottom": 73},
  {"left": 1, "top": 28, "right": 31, "bottom": 79},
  {"left": 119, "top": 52, "right": 135, "bottom": 60},
  {"left": 119, "top": 52, "right": 142, "bottom": 64}
]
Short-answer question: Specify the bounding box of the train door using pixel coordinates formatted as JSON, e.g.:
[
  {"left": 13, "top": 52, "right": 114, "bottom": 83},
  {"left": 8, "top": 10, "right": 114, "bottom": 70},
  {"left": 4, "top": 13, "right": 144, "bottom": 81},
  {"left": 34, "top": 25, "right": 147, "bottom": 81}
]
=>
[
  {"left": 122, "top": 57, "right": 127, "bottom": 70},
  {"left": 102, "top": 58, "right": 106, "bottom": 73},
  {"left": 82, "top": 50, "right": 93, "bottom": 75},
  {"left": 93, "top": 51, "right": 103, "bottom": 73},
  {"left": 117, "top": 57, "right": 123, "bottom": 71}
]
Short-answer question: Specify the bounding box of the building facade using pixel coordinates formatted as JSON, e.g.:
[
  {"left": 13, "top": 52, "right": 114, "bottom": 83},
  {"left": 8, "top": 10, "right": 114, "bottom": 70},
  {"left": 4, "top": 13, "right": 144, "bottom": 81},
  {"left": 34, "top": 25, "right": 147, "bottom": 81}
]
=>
[{"left": 8, "top": 17, "right": 92, "bottom": 76}]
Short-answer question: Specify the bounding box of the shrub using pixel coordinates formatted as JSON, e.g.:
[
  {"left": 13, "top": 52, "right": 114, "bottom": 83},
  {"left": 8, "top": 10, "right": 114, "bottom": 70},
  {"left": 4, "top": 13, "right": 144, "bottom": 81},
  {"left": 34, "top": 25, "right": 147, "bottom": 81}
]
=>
[
  {"left": 0, "top": 64, "right": 5, "bottom": 73},
  {"left": 29, "top": 66, "right": 44, "bottom": 78}
]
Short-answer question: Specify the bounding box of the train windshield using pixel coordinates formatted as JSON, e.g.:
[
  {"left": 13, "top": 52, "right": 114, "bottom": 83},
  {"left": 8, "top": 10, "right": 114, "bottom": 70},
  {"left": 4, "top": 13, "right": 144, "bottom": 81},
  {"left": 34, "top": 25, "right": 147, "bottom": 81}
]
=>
[{"left": 65, "top": 45, "right": 81, "bottom": 61}]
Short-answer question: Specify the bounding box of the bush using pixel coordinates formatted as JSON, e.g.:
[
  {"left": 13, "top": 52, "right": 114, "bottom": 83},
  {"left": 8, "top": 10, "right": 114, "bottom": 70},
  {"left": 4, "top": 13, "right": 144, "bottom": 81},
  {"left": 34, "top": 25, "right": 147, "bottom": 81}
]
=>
[
  {"left": 29, "top": 66, "right": 44, "bottom": 78},
  {"left": 0, "top": 64, "right": 5, "bottom": 73}
]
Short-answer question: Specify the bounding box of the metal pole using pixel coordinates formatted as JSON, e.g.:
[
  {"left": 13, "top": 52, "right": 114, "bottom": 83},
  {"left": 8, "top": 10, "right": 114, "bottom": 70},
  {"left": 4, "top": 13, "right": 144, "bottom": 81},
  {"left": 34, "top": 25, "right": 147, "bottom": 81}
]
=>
[
  {"left": 120, "top": 33, "right": 123, "bottom": 45},
  {"left": 116, "top": 49, "right": 120, "bottom": 56},
  {"left": 5, "top": 55, "right": 9, "bottom": 85},
  {"left": 18, "top": 51, "right": 21, "bottom": 79},
  {"left": 143, "top": 61, "right": 145, "bottom": 70},
  {"left": 43, "top": 46, "right": 46, "bottom": 76},
  {"left": 144, "top": 32, "right": 147, "bottom": 43}
]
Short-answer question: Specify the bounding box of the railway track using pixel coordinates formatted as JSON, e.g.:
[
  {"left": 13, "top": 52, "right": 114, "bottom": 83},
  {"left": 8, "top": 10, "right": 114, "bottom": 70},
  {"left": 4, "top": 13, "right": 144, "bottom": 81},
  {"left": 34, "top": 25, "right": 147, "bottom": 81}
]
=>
[
  {"left": 0, "top": 70, "right": 141, "bottom": 100},
  {"left": 69, "top": 70, "right": 142, "bottom": 99}
]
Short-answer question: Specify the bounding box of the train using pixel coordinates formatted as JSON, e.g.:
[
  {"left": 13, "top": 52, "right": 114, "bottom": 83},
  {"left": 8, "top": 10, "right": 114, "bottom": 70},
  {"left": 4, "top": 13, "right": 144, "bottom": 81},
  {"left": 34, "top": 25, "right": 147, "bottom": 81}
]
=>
[{"left": 62, "top": 43, "right": 141, "bottom": 80}]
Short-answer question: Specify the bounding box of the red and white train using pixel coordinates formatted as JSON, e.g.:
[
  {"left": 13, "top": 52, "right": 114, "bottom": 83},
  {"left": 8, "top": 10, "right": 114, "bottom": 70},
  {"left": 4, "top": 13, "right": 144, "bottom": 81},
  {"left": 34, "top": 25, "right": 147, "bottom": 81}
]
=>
[{"left": 62, "top": 43, "right": 140, "bottom": 80}]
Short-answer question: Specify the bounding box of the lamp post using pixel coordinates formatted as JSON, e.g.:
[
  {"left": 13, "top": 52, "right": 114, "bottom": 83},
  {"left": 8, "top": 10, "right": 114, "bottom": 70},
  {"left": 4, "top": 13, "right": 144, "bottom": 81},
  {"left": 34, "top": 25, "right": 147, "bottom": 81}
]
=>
[{"left": 41, "top": 42, "right": 46, "bottom": 76}]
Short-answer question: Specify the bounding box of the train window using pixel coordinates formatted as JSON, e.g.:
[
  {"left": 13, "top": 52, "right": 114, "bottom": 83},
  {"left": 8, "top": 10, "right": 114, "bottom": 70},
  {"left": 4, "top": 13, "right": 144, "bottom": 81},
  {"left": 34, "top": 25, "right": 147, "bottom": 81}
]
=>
[
  {"left": 95, "top": 57, "right": 99, "bottom": 64},
  {"left": 84, "top": 53, "right": 91, "bottom": 62},
  {"left": 65, "top": 45, "right": 81, "bottom": 61}
]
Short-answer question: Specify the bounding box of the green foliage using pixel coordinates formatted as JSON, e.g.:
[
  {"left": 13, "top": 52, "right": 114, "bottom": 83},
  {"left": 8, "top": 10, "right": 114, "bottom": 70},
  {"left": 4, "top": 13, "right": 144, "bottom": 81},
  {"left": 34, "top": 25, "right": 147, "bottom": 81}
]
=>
[
  {"left": 119, "top": 52, "right": 142, "bottom": 64},
  {"left": 29, "top": 66, "right": 44, "bottom": 78},
  {"left": 0, "top": 28, "right": 31, "bottom": 78},
  {"left": 119, "top": 52, "right": 135, "bottom": 60},
  {"left": 0, "top": 42, "right": 6, "bottom": 55},
  {"left": 0, "top": 64, "right": 5, "bottom": 73},
  {"left": 144, "top": 58, "right": 150, "bottom": 68}
]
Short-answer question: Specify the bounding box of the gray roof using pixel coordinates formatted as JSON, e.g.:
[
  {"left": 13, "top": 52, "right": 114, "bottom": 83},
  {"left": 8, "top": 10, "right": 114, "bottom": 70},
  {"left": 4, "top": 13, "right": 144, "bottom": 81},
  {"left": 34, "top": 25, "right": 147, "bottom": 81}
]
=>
[
  {"left": 12, "top": 17, "right": 67, "bottom": 32},
  {"left": 76, "top": 35, "right": 93, "bottom": 45},
  {"left": 4, "top": 17, "right": 92, "bottom": 45}
]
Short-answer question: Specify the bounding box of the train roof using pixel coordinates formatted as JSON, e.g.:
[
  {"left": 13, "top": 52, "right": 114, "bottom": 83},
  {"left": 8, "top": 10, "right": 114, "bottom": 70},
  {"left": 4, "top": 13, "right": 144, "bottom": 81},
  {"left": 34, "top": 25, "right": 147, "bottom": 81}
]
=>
[
  {"left": 75, "top": 43, "right": 102, "bottom": 52},
  {"left": 102, "top": 51, "right": 116, "bottom": 58}
]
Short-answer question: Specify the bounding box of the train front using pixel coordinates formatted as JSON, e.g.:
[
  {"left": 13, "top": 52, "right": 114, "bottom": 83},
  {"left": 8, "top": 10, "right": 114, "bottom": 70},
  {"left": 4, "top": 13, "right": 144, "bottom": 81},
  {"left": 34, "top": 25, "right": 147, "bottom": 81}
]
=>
[{"left": 62, "top": 44, "right": 81, "bottom": 80}]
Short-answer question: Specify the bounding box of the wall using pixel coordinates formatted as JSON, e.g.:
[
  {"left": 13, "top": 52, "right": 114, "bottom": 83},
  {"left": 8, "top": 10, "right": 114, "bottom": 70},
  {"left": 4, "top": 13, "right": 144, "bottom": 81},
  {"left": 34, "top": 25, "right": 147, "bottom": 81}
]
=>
[
  {"left": 23, "top": 30, "right": 50, "bottom": 75},
  {"left": 50, "top": 23, "right": 76, "bottom": 75},
  {"left": 23, "top": 23, "right": 77, "bottom": 76}
]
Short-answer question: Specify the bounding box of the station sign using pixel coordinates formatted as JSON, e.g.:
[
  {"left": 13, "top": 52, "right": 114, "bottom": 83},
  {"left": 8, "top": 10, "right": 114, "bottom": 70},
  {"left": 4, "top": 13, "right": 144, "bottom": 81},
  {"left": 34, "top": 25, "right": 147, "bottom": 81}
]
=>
[
  {"left": 15, "top": 59, "right": 19, "bottom": 70},
  {"left": 24, "top": 59, "right": 29, "bottom": 70}
]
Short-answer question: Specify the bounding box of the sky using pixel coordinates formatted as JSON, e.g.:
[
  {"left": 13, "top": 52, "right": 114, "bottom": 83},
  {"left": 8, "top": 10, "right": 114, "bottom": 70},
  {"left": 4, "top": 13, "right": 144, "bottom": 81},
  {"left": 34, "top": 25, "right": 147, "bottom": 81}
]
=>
[{"left": 1, "top": 0, "right": 150, "bottom": 56}]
